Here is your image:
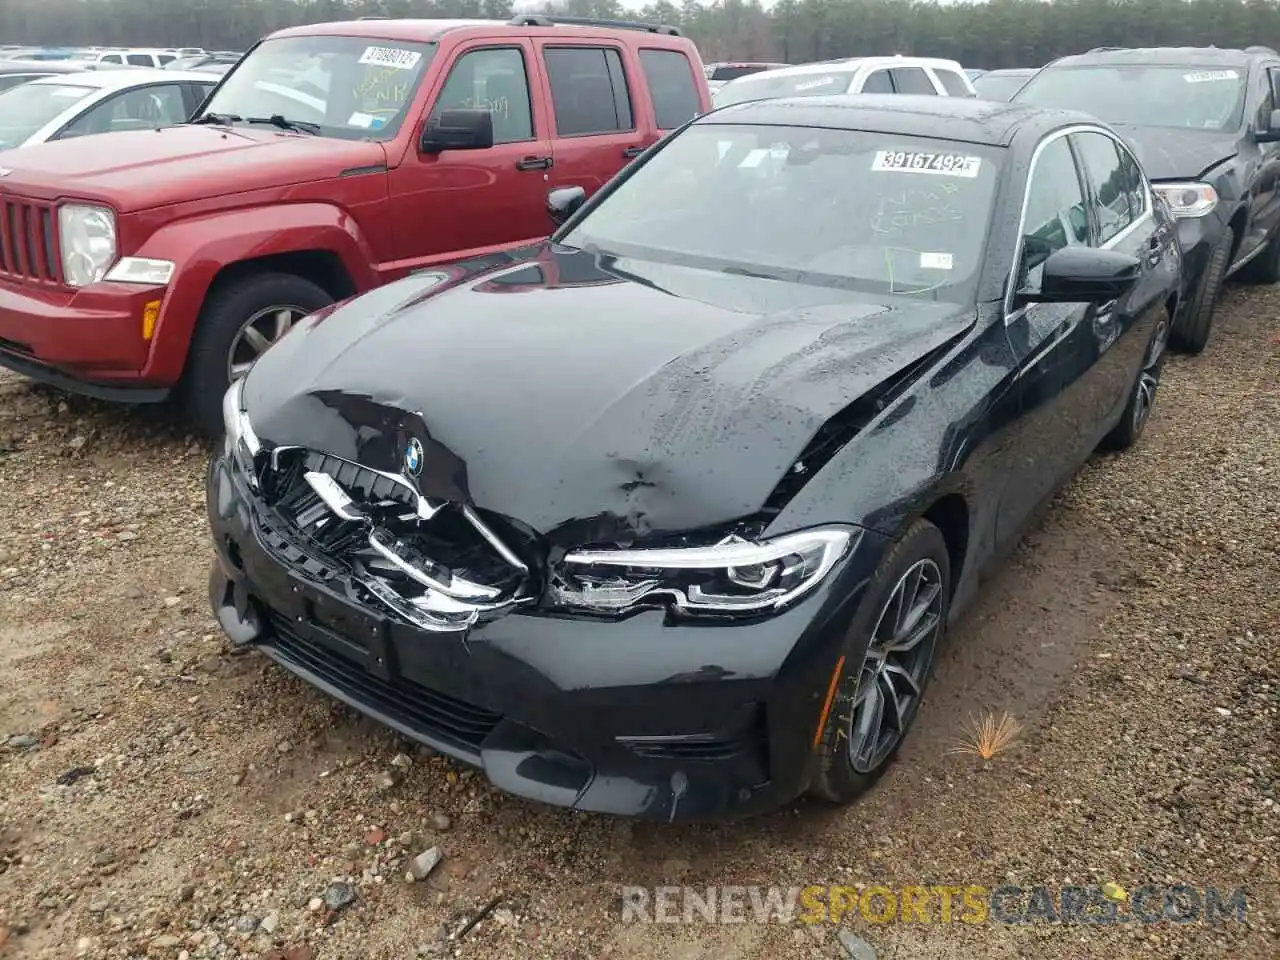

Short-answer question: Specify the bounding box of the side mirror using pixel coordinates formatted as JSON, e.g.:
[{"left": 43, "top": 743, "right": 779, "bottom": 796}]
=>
[
  {"left": 1018, "top": 246, "right": 1141, "bottom": 304},
  {"left": 1256, "top": 108, "right": 1280, "bottom": 143},
  {"left": 420, "top": 108, "right": 493, "bottom": 154},
  {"left": 546, "top": 186, "right": 587, "bottom": 226}
]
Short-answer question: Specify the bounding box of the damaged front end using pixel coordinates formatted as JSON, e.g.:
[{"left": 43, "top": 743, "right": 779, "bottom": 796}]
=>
[{"left": 221, "top": 380, "right": 536, "bottom": 633}]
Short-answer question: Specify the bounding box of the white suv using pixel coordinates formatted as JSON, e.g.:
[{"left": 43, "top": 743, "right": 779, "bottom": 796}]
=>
[{"left": 713, "top": 56, "right": 975, "bottom": 107}]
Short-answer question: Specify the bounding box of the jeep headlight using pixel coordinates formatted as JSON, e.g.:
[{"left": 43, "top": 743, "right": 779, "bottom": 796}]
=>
[
  {"left": 1152, "top": 182, "right": 1218, "bottom": 218},
  {"left": 58, "top": 204, "right": 117, "bottom": 287},
  {"left": 221, "top": 377, "right": 260, "bottom": 473},
  {"left": 552, "top": 527, "right": 858, "bottom": 617}
]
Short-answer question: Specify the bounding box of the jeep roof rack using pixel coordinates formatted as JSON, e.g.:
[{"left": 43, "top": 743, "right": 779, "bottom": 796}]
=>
[{"left": 507, "top": 14, "right": 682, "bottom": 36}]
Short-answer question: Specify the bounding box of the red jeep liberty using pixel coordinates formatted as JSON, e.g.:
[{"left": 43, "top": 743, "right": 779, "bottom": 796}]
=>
[{"left": 0, "top": 15, "right": 709, "bottom": 432}]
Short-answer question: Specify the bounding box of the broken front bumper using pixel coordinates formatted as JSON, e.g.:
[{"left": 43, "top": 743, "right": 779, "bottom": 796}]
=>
[{"left": 206, "top": 451, "right": 885, "bottom": 822}]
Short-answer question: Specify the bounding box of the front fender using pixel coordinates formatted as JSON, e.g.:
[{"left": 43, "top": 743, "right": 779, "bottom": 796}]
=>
[{"left": 134, "top": 203, "right": 381, "bottom": 382}]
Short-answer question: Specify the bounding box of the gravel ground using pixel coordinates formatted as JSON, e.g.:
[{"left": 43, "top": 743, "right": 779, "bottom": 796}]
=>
[{"left": 0, "top": 285, "right": 1276, "bottom": 960}]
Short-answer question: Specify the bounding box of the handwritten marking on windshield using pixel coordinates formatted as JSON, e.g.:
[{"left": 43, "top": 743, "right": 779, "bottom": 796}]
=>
[
  {"left": 1184, "top": 69, "right": 1238, "bottom": 83},
  {"left": 871, "top": 182, "right": 963, "bottom": 235}
]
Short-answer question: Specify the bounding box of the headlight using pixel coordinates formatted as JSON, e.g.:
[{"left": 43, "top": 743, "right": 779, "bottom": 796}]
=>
[
  {"left": 58, "top": 203, "right": 117, "bottom": 286},
  {"left": 552, "top": 527, "right": 858, "bottom": 617},
  {"left": 221, "top": 378, "right": 260, "bottom": 473},
  {"left": 1153, "top": 182, "right": 1218, "bottom": 218}
]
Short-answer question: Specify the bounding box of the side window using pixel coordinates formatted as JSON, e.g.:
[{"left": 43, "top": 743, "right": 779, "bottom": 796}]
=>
[
  {"left": 860, "top": 69, "right": 893, "bottom": 94},
  {"left": 0, "top": 75, "right": 39, "bottom": 92},
  {"left": 1019, "top": 136, "right": 1089, "bottom": 290},
  {"left": 934, "top": 69, "right": 971, "bottom": 97},
  {"left": 126, "top": 54, "right": 153, "bottom": 67},
  {"left": 58, "top": 84, "right": 188, "bottom": 138},
  {"left": 889, "top": 67, "right": 937, "bottom": 95},
  {"left": 638, "top": 49, "right": 699, "bottom": 130},
  {"left": 428, "top": 47, "right": 533, "bottom": 144},
  {"left": 1255, "top": 67, "right": 1277, "bottom": 130},
  {"left": 1117, "top": 144, "right": 1148, "bottom": 224},
  {"left": 544, "top": 46, "right": 634, "bottom": 136},
  {"left": 101, "top": 54, "right": 122, "bottom": 64},
  {"left": 157, "top": 54, "right": 176, "bottom": 65},
  {"left": 1072, "top": 131, "right": 1134, "bottom": 245}
]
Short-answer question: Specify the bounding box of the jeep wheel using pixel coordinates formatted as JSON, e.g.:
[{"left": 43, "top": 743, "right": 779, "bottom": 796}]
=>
[
  {"left": 184, "top": 272, "right": 333, "bottom": 436},
  {"left": 1169, "top": 225, "right": 1231, "bottom": 356}
]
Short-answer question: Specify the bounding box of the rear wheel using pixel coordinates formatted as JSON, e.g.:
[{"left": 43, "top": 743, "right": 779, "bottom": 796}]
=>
[
  {"left": 1169, "top": 225, "right": 1231, "bottom": 355},
  {"left": 183, "top": 272, "right": 333, "bottom": 436},
  {"left": 809, "top": 519, "right": 950, "bottom": 805}
]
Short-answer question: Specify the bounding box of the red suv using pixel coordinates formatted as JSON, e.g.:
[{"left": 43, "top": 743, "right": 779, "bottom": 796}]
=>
[{"left": 0, "top": 16, "right": 709, "bottom": 432}]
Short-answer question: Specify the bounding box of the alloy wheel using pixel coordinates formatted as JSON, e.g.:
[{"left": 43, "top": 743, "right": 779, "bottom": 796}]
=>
[
  {"left": 847, "top": 558, "right": 944, "bottom": 774},
  {"left": 227, "top": 304, "right": 308, "bottom": 381},
  {"left": 1132, "top": 318, "right": 1169, "bottom": 434}
]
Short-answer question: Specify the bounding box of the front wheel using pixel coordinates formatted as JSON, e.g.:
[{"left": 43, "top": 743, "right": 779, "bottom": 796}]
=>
[
  {"left": 1103, "top": 313, "right": 1170, "bottom": 451},
  {"left": 1169, "top": 225, "right": 1231, "bottom": 355},
  {"left": 183, "top": 273, "right": 334, "bottom": 436},
  {"left": 809, "top": 519, "right": 951, "bottom": 805}
]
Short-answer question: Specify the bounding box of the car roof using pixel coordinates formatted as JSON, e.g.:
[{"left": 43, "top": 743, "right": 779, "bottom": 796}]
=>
[
  {"left": 700, "top": 94, "right": 1097, "bottom": 146},
  {"left": 24, "top": 68, "right": 220, "bottom": 90},
  {"left": 269, "top": 16, "right": 686, "bottom": 44},
  {"left": 1050, "top": 46, "right": 1264, "bottom": 68},
  {"left": 725, "top": 55, "right": 967, "bottom": 84},
  {"left": 0, "top": 59, "right": 86, "bottom": 74}
]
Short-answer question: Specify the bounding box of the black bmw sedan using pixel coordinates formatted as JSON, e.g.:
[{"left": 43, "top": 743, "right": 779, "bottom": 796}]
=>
[{"left": 207, "top": 96, "right": 1181, "bottom": 822}]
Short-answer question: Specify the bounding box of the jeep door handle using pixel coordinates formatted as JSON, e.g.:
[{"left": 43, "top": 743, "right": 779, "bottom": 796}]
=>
[
  {"left": 516, "top": 155, "right": 553, "bottom": 171},
  {"left": 622, "top": 145, "right": 645, "bottom": 159}
]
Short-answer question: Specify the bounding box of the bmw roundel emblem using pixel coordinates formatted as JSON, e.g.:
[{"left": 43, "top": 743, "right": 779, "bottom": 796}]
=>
[{"left": 403, "top": 437, "right": 424, "bottom": 478}]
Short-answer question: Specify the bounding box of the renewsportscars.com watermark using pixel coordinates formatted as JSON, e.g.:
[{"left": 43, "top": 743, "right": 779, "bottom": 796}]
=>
[{"left": 620, "top": 884, "right": 1251, "bottom": 926}]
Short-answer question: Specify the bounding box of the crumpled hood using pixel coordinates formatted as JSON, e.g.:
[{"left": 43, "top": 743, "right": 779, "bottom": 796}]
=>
[
  {"left": 1110, "top": 124, "right": 1239, "bottom": 182},
  {"left": 244, "top": 245, "right": 975, "bottom": 542},
  {"left": 0, "top": 125, "right": 387, "bottom": 212}
]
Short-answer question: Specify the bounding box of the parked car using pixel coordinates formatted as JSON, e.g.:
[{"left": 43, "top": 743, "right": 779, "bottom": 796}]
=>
[
  {"left": 1015, "top": 45, "right": 1280, "bottom": 354},
  {"left": 703, "top": 60, "right": 788, "bottom": 92},
  {"left": 964, "top": 68, "right": 986, "bottom": 81},
  {"left": 0, "top": 15, "right": 710, "bottom": 436},
  {"left": 0, "top": 69, "right": 217, "bottom": 149},
  {"left": 973, "top": 66, "right": 1037, "bottom": 100},
  {"left": 713, "top": 56, "right": 975, "bottom": 107},
  {"left": 73, "top": 48, "right": 180, "bottom": 68},
  {"left": 166, "top": 52, "right": 243, "bottom": 72},
  {"left": 206, "top": 95, "right": 1180, "bottom": 821},
  {"left": 0, "top": 59, "right": 88, "bottom": 93}
]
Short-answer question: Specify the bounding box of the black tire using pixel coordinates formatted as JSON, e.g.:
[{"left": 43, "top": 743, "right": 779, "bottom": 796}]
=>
[
  {"left": 1103, "top": 311, "right": 1170, "bottom": 452},
  {"left": 183, "top": 272, "right": 333, "bottom": 436},
  {"left": 809, "top": 519, "right": 951, "bottom": 805},
  {"left": 1169, "top": 225, "right": 1231, "bottom": 356},
  {"left": 1237, "top": 226, "right": 1280, "bottom": 285}
]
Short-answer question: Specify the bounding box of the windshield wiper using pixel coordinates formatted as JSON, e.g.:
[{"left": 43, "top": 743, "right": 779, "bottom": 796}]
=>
[
  {"left": 245, "top": 114, "right": 320, "bottom": 135},
  {"left": 192, "top": 112, "right": 242, "bottom": 125}
]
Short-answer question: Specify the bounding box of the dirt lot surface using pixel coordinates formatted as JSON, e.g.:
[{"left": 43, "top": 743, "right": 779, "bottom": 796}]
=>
[{"left": 0, "top": 286, "right": 1277, "bottom": 960}]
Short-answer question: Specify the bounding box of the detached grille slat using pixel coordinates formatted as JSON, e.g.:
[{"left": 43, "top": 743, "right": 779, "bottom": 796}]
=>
[{"left": 0, "top": 198, "right": 60, "bottom": 284}]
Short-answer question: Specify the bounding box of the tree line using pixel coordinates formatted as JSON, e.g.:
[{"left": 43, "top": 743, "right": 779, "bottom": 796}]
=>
[{"left": 3, "top": 0, "right": 1280, "bottom": 70}]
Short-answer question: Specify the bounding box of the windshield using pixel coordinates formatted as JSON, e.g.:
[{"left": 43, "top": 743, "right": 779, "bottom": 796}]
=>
[
  {"left": 1016, "top": 64, "right": 1247, "bottom": 130},
  {"left": 198, "top": 35, "right": 436, "bottom": 140},
  {"left": 0, "top": 82, "right": 92, "bottom": 147},
  {"left": 561, "top": 123, "right": 1003, "bottom": 302},
  {"left": 715, "top": 70, "right": 855, "bottom": 107},
  {"left": 973, "top": 72, "right": 1033, "bottom": 101}
]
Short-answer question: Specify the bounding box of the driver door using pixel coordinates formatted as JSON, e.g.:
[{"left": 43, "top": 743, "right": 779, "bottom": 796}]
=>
[
  {"left": 996, "top": 133, "right": 1098, "bottom": 546},
  {"left": 388, "top": 42, "right": 556, "bottom": 270}
]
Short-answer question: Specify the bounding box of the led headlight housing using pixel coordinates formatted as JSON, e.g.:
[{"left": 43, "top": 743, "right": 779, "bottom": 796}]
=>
[
  {"left": 221, "top": 378, "right": 261, "bottom": 478},
  {"left": 552, "top": 527, "right": 858, "bottom": 617},
  {"left": 58, "top": 204, "right": 117, "bottom": 286},
  {"left": 1152, "top": 182, "right": 1218, "bottom": 218}
]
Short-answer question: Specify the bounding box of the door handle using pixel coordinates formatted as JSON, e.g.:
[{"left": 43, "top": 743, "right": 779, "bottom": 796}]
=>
[
  {"left": 622, "top": 145, "right": 645, "bottom": 159},
  {"left": 516, "top": 155, "right": 553, "bottom": 171}
]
